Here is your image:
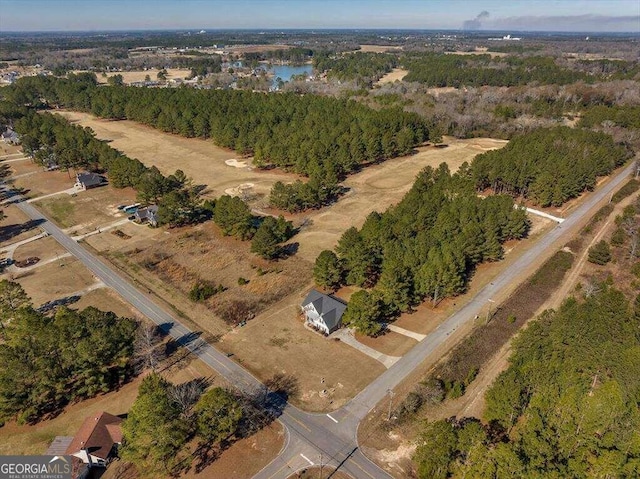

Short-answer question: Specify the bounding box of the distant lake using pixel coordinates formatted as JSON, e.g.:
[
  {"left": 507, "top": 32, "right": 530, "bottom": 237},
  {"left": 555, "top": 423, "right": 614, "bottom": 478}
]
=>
[{"left": 269, "top": 64, "right": 313, "bottom": 88}]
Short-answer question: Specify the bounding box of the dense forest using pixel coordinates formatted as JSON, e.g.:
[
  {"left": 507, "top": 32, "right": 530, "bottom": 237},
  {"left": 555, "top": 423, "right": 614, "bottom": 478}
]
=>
[
  {"left": 579, "top": 105, "right": 640, "bottom": 129},
  {"left": 315, "top": 164, "right": 530, "bottom": 334},
  {"left": 402, "top": 53, "right": 592, "bottom": 87},
  {"left": 313, "top": 51, "right": 398, "bottom": 82},
  {"left": 0, "top": 280, "right": 137, "bottom": 424},
  {"left": 414, "top": 286, "right": 640, "bottom": 478},
  {"left": 471, "top": 126, "right": 630, "bottom": 207},
  {"left": 6, "top": 74, "right": 428, "bottom": 180}
]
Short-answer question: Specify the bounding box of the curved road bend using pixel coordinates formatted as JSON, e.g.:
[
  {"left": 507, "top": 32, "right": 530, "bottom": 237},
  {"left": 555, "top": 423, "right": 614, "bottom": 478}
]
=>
[{"left": 6, "top": 161, "right": 635, "bottom": 479}]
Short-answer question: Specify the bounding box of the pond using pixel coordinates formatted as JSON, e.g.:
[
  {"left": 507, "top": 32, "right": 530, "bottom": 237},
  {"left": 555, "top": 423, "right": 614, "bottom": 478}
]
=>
[{"left": 269, "top": 64, "right": 313, "bottom": 89}]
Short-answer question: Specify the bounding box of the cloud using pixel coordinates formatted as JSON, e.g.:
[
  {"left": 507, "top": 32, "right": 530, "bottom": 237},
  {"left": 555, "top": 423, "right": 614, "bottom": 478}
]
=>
[
  {"left": 488, "top": 14, "right": 640, "bottom": 32},
  {"left": 463, "top": 10, "right": 490, "bottom": 30}
]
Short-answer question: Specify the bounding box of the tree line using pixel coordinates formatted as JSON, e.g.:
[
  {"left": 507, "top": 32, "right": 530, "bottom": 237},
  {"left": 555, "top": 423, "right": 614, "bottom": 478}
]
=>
[
  {"left": 314, "top": 164, "right": 530, "bottom": 335},
  {"left": 6, "top": 73, "right": 428, "bottom": 211},
  {"left": 0, "top": 280, "right": 137, "bottom": 425},
  {"left": 578, "top": 105, "right": 640, "bottom": 129},
  {"left": 414, "top": 285, "right": 640, "bottom": 478},
  {"left": 6, "top": 74, "right": 428, "bottom": 179},
  {"left": 10, "top": 108, "right": 204, "bottom": 227},
  {"left": 313, "top": 51, "right": 398, "bottom": 82},
  {"left": 402, "top": 53, "right": 592, "bottom": 87},
  {"left": 471, "top": 126, "right": 630, "bottom": 207},
  {"left": 121, "top": 372, "right": 288, "bottom": 475}
]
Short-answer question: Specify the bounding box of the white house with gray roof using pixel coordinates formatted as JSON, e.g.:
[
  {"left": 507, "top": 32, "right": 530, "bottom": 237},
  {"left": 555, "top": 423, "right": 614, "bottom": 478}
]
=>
[{"left": 301, "top": 289, "right": 347, "bottom": 335}]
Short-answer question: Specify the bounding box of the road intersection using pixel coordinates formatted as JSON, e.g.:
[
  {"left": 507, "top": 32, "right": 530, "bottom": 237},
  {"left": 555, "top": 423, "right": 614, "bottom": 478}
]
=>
[{"left": 5, "top": 160, "right": 635, "bottom": 478}]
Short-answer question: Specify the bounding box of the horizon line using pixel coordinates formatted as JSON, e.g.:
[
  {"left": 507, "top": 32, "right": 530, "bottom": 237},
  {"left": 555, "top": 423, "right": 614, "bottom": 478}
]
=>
[{"left": 2, "top": 27, "right": 639, "bottom": 35}]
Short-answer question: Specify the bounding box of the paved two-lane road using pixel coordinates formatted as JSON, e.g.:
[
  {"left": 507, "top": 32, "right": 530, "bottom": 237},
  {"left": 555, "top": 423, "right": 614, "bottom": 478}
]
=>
[{"left": 5, "top": 160, "right": 635, "bottom": 478}]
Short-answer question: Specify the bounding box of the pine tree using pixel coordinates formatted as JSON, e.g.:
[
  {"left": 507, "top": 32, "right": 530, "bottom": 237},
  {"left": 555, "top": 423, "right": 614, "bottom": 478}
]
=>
[
  {"left": 588, "top": 240, "right": 612, "bottom": 265},
  {"left": 313, "top": 250, "right": 343, "bottom": 291}
]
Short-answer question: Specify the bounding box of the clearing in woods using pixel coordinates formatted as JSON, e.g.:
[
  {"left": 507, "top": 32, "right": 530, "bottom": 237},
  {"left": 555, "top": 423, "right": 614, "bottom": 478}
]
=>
[{"left": 376, "top": 68, "right": 408, "bottom": 84}]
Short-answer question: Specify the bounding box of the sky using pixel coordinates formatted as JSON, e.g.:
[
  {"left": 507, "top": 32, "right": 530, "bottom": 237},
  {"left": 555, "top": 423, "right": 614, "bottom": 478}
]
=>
[{"left": 1, "top": 0, "right": 639, "bottom": 32}]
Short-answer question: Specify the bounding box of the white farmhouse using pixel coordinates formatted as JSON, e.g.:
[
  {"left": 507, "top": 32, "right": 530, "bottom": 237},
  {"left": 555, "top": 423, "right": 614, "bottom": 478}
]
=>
[{"left": 301, "top": 289, "right": 347, "bottom": 335}]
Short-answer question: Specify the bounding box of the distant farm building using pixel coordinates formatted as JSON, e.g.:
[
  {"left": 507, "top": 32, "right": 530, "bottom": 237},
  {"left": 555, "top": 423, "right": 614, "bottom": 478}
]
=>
[
  {"left": 134, "top": 205, "right": 159, "bottom": 226},
  {"left": 75, "top": 172, "right": 107, "bottom": 190},
  {"left": 301, "top": 289, "right": 347, "bottom": 335},
  {"left": 65, "top": 411, "right": 123, "bottom": 468}
]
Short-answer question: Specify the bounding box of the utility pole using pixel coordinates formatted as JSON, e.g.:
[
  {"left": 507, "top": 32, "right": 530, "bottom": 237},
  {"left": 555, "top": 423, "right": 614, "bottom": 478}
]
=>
[
  {"left": 319, "top": 453, "right": 323, "bottom": 479},
  {"left": 387, "top": 389, "right": 396, "bottom": 421}
]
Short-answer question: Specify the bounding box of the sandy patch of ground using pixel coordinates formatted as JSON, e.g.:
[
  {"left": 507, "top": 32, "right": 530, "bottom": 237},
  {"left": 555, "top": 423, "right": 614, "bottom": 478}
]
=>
[
  {"left": 359, "top": 45, "right": 403, "bottom": 53},
  {"left": 376, "top": 68, "right": 408, "bottom": 84},
  {"left": 294, "top": 137, "right": 508, "bottom": 262},
  {"left": 56, "top": 111, "right": 294, "bottom": 202},
  {"left": 225, "top": 182, "right": 255, "bottom": 197},
  {"left": 225, "top": 159, "right": 249, "bottom": 168}
]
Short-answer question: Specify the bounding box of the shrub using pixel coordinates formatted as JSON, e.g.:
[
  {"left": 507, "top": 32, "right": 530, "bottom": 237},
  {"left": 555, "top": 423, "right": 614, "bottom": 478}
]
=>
[
  {"left": 237, "top": 277, "right": 249, "bottom": 286},
  {"left": 588, "top": 240, "right": 612, "bottom": 265},
  {"left": 611, "top": 227, "right": 626, "bottom": 246},
  {"left": 447, "top": 382, "right": 465, "bottom": 399},
  {"left": 189, "top": 280, "right": 223, "bottom": 302}
]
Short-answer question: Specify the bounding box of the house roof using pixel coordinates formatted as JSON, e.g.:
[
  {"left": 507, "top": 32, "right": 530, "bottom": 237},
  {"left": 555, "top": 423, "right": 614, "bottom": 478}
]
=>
[
  {"left": 301, "top": 289, "right": 347, "bottom": 331},
  {"left": 77, "top": 172, "right": 105, "bottom": 187},
  {"left": 65, "top": 411, "right": 123, "bottom": 460},
  {"left": 135, "top": 205, "right": 159, "bottom": 220}
]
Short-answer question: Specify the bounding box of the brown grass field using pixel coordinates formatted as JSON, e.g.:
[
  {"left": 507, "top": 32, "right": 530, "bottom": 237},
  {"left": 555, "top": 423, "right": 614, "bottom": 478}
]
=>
[
  {"left": 56, "top": 110, "right": 295, "bottom": 202},
  {"left": 293, "top": 137, "right": 508, "bottom": 261},
  {"left": 0, "top": 204, "right": 40, "bottom": 247},
  {"left": 10, "top": 168, "right": 75, "bottom": 198},
  {"left": 376, "top": 68, "right": 408, "bottom": 84},
  {"left": 10, "top": 257, "right": 98, "bottom": 306},
  {"left": 12, "top": 235, "right": 67, "bottom": 264},
  {"left": 55, "top": 111, "right": 507, "bottom": 262},
  {"left": 84, "top": 219, "right": 384, "bottom": 411},
  {"left": 36, "top": 185, "right": 137, "bottom": 233},
  {"left": 359, "top": 44, "right": 403, "bottom": 53}
]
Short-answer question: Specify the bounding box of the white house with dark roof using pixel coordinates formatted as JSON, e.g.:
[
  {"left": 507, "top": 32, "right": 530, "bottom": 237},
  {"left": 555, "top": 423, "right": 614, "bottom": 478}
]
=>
[
  {"left": 301, "top": 289, "right": 347, "bottom": 335},
  {"left": 134, "top": 205, "right": 159, "bottom": 226}
]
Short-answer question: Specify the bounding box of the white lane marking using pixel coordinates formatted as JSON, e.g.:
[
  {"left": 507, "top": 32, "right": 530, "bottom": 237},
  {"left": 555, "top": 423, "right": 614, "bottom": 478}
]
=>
[
  {"left": 300, "top": 454, "right": 314, "bottom": 466},
  {"left": 326, "top": 413, "right": 339, "bottom": 423}
]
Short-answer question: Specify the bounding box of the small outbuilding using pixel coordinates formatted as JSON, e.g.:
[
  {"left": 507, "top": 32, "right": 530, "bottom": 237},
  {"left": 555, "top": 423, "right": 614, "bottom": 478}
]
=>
[
  {"left": 65, "top": 411, "right": 123, "bottom": 468},
  {"left": 75, "top": 172, "right": 107, "bottom": 190},
  {"left": 134, "top": 205, "right": 159, "bottom": 226},
  {"left": 301, "top": 289, "right": 347, "bottom": 335}
]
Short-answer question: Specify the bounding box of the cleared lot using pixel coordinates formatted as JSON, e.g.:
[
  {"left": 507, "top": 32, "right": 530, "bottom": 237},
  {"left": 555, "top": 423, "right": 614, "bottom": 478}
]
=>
[{"left": 10, "top": 257, "right": 97, "bottom": 306}]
